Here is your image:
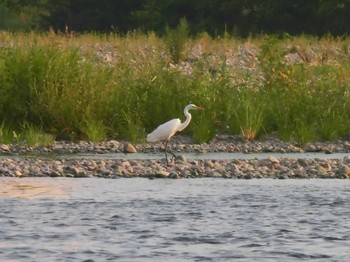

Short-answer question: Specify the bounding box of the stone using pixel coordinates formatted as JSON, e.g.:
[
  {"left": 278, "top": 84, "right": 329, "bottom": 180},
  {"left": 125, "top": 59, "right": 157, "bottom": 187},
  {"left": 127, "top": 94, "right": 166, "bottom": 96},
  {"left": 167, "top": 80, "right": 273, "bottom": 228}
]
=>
[
  {"left": 0, "top": 144, "right": 10, "bottom": 152},
  {"left": 343, "top": 155, "right": 350, "bottom": 164},
  {"left": 243, "top": 173, "right": 252, "bottom": 179},
  {"left": 169, "top": 173, "right": 181, "bottom": 179},
  {"left": 204, "top": 160, "right": 215, "bottom": 168},
  {"left": 338, "top": 165, "right": 350, "bottom": 176},
  {"left": 14, "top": 170, "right": 22, "bottom": 177},
  {"left": 176, "top": 155, "right": 187, "bottom": 162},
  {"left": 158, "top": 171, "right": 170, "bottom": 177},
  {"left": 277, "top": 174, "right": 289, "bottom": 179},
  {"left": 267, "top": 155, "right": 280, "bottom": 164},
  {"left": 208, "top": 170, "right": 222, "bottom": 177},
  {"left": 95, "top": 146, "right": 107, "bottom": 153},
  {"left": 293, "top": 169, "right": 307, "bottom": 178},
  {"left": 229, "top": 164, "right": 240, "bottom": 172},
  {"left": 336, "top": 173, "right": 348, "bottom": 179},
  {"left": 123, "top": 143, "right": 137, "bottom": 153},
  {"left": 117, "top": 165, "right": 129, "bottom": 175},
  {"left": 320, "top": 161, "right": 332, "bottom": 171},
  {"left": 297, "top": 158, "right": 309, "bottom": 167},
  {"left": 70, "top": 167, "right": 87, "bottom": 177},
  {"left": 49, "top": 171, "right": 61, "bottom": 177},
  {"left": 317, "top": 165, "right": 328, "bottom": 174},
  {"left": 325, "top": 149, "right": 333, "bottom": 154}
]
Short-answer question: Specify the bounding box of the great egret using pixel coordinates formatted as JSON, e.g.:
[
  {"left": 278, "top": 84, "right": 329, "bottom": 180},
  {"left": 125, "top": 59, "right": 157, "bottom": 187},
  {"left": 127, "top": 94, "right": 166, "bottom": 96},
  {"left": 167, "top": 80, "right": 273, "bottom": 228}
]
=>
[{"left": 147, "top": 104, "right": 204, "bottom": 165}]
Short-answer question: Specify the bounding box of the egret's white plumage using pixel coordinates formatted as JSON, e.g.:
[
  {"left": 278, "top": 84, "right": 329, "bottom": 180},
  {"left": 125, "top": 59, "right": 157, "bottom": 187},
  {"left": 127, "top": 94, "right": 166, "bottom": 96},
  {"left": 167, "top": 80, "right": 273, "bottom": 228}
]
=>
[
  {"left": 147, "top": 104, "right": 204, "bottom": 164},
  {"left": 147, "top": 118, "right": 182, "bottom": 142}
]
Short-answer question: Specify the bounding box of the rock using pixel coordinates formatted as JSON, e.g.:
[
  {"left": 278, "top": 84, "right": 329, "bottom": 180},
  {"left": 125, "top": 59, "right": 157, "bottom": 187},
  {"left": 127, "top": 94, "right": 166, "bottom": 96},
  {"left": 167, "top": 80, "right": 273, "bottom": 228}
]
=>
[
  {"left": 123, "top": 143, "right": 137, "bottom": 153},
  {"left": 49, "top": 171, "right": 61, "bottom": 177},
  {"left": 336, "top": 173, "right": 348, "bottom": 179},
  {"left": 117, "top": 165, "right": 129, "bottom": 175},
  {"left": 229, "top": 164, "right": 240, "bottom": 172},
  {"left": 293, "top": 169, "right": 307, "bottom": 178},
  {"left": 101, "top": 168, "right": 113, "bottom": 176},
  {"left": 277, "top": 174, "right": 289, "bottom": 179},
  {"left": 243, "top": 173, "right": 252, "bottom": 179},
  {"left": 177, "top": 169, "right": 189, "bottom": 178},
  {"left": 338, "top": 165, "right": 350, "bottom": 176},
  {"left": 325, "top": 149, "right": 333, "bottom": 154},
  {"left": 169, "top": 173, "right": 181, "bottom": 179},
  {"left": 0, "top": 144, "right": 10, "bottom": 152},
  {"left": 109, "top": 140, "right": 119, "bottom": 147},
  {"left": 176, "top": 155, "right": 187, "bottom": 162},
  {"left": 121, "top": 160, "right": 130, "bottom": 168},
  {"left": 343, "top": 155, "right": 350, "bottom": 164},
  {"left": 14, "top": 170, "right": 22, "bottom": 177},
  {"left": 267, "top": 155, "right": 280, "bottom": 164},
  {"left": 68, "top": 167, "right": 87, "bottom": 177},
  {"left": 158, "top": 171, "right": 170, "bottom": 177},
  {"left": 320, "top": 161, "right": 332, "bottom": 171},
  {"left": 208, "top": 171, "right": 222, "bottom": 177},
  {"left": 233, "top": 159, "right": 244, "bottom": 165},
  {"left": 297, "top": 158, "right": 309, "bottom": 167},
  {"left": 95, "top": 145, "right": 107, "bottom": 153},
  {"left": 204, "top": 160, "right": 215, "bottom": 168},
  {"left": 317, "top": 165, "right": 328, "bottom": 174}
]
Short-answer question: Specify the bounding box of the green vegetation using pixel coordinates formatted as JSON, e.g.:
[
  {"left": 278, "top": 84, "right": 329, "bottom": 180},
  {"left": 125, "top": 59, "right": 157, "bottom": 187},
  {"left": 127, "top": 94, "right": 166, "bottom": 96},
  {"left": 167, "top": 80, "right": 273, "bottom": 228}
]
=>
[
  {"left": 1, "top": 1, "right": 350, "bottom": 37},
  {"left": 165, "top": 18, "right": 189, "bottom": 64},
  {"left": 0, "top": 32, "right": 350, "bottom": 146}
]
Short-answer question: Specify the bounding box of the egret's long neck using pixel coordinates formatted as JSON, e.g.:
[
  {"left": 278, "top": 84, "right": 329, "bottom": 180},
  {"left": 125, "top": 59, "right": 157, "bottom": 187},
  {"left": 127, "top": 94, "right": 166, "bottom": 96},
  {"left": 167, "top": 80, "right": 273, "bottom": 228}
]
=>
[{"left": 178, "top": 108, "right": 192, "bottom": 131}]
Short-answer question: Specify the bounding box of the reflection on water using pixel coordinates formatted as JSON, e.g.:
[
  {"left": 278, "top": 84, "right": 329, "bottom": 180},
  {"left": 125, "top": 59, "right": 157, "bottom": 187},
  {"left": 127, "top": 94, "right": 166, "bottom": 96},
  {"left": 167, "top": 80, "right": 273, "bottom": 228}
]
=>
[{"left": 0, "top": 178, "right": 72, "bottom": 199}]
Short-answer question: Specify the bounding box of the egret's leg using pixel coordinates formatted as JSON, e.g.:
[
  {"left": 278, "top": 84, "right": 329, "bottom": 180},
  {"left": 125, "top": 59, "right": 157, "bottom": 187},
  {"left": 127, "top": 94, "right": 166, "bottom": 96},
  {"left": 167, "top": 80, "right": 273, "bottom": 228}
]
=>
[
  {"left": 168, "top": 149, "right": 177, "bottom": 160},
  {"left": 163, "top": 140, "right": 177, "bottom": 166},
  {"left": 164, "top": 140, "right": 169, "bottom": 165}
]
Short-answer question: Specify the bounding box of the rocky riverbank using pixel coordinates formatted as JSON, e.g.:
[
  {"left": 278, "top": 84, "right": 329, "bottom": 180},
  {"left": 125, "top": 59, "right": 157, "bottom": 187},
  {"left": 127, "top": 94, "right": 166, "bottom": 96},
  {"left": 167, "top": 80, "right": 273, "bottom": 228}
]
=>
[{"left": 1, "top": 136, "right": 350, "bottom": 179}]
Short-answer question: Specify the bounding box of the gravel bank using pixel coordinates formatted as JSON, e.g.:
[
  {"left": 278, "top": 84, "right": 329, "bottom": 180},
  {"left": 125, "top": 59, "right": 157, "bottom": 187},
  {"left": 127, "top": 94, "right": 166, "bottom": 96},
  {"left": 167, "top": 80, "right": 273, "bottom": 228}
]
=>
[{"left": 1, "top": 136, "right": 350, "bottom": 179}]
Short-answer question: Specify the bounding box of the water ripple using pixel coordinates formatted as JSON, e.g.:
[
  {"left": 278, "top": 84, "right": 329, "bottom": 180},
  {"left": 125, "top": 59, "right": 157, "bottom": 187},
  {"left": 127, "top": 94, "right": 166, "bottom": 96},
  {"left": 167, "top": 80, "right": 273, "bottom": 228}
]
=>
[{"left": 0, "top": 178, "right": 350, "bottom": 261}]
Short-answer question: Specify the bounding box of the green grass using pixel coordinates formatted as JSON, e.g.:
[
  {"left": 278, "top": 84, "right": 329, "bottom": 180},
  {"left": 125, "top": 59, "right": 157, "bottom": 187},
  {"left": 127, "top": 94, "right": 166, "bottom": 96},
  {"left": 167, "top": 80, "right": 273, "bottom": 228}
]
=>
[
  {"left": 0, "top": 122, "right": 55, "bottom": 146},
  {"left": 0, "top": 31, "right": 350, "bottom": 146}
]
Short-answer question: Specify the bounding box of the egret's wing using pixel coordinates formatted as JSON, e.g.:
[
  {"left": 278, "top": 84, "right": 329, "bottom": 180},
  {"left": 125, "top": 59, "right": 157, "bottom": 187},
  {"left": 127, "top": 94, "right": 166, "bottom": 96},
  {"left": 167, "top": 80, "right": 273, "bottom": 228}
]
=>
[{"left": 147, "top": 118, "right": 181, "bottom": 142}]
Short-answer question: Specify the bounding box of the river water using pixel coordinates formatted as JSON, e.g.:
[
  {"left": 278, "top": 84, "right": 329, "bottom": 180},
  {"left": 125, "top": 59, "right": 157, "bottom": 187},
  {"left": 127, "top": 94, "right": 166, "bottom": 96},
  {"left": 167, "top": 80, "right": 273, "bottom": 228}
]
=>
[{"left": 0, "top": 177, "right": 349, "bottom": 261}]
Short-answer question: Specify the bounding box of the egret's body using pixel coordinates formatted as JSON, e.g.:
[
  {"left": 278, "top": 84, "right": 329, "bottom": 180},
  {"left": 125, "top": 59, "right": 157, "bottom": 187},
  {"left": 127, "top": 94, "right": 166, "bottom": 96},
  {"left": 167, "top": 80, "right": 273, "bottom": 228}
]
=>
[
  {"left": 147, "top": 119, "right": 182, "bottom": 142},
  {"left": 147, "top": 104, "right": 204, "bottom": 165}
]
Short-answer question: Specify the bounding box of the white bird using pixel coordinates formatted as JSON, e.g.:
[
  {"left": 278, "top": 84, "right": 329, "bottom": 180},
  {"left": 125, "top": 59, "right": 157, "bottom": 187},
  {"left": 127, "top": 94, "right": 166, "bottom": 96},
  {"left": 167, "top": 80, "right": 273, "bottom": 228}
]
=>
[{"left": 147, "top": 104, "right": 204, "bottom": 165}]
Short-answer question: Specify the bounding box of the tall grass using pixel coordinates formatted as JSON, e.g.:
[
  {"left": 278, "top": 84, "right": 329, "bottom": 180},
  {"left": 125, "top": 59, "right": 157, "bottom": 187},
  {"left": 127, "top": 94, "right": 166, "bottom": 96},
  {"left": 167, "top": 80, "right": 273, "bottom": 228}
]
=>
[{"left": 0, "top": 31, "right": 350, "bottom": 145}]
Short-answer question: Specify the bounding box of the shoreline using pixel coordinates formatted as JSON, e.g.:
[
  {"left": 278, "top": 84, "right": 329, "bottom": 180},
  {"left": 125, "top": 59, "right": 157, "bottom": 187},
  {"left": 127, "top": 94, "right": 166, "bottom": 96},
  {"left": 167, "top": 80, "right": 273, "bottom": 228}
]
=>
[
  {"left": 2, "top": 135, "right": 350, "bottom": 155},
  {"left": 1, "top": 136, "right": 350, "bottom": 179}
]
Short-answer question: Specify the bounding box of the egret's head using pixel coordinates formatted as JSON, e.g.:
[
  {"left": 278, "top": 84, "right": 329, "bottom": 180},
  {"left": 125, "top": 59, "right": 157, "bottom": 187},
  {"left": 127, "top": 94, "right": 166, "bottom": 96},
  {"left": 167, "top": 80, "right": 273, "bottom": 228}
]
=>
[{"left": 187, "top": 104, "right": 205, "bottom": 111}]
